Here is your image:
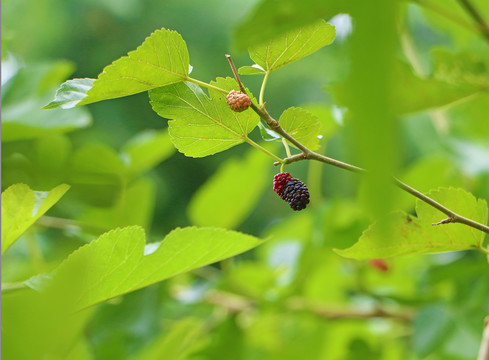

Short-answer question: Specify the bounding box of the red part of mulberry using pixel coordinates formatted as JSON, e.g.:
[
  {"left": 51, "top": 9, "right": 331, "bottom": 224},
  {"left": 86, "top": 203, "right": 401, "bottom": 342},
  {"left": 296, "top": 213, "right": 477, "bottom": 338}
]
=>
[
  {"left": 226, "top": 90, "right": 251, "bottom": 112},
  {"left": 273, "top": 172, "right": 310, "bottom": 211},
  {"left": 273, "top": 172, "right": 292, "bottom": 195}
]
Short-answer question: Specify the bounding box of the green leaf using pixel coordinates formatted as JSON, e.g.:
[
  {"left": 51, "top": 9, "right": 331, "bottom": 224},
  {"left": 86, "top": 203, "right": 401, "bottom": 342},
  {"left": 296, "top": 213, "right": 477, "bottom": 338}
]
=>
[
  {"left": 258, "top": 121, "right": 281, "bottom": 141},
  {"left": 149, "top": 78, "right": 259, "bottom": 157},
  {"left": 238, "top": 65, "right": 266, "bottom": 75},
  {"left": 279, "top": 107, "right": 321, "bottom": 150},
  {"left": 32, "top": 226, "right": 264, "bottom": 310},
  {"left": 2, "top": 63, "right": 91, "bottom": 141},
  {"left": 76, "top": 28, "right": 189, "bottom": 106},
  {"left": 134, "top": 318, "right": 208, "bottom": 360},
  {"left": 233, "top": 0, "right": 345, "bottom": 50},
  {"left": 121, "top": 129, "right": 176, "bottom": 177},
  {"left": 42, "top": 78, "right": 94, "bottom": 110},
  {"left": 249, "top": 20, "right": 335, "bottom": 73},
  {"left": 1, "top": 183, "right": 70, "bottom": 254},
  {"left": 69, "top": 144, "right": 125, "bottom": 207},
  {"left": 188, "top": 149, "right": 270, "bottom": 228},
  {"left": 335, "top": 188, "right": 488, "bottom": 259}
]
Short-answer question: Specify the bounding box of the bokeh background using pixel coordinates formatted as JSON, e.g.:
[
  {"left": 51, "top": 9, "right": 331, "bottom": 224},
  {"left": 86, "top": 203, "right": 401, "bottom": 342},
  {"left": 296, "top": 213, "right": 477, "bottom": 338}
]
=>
[{"left": 3, "top": 0, "right": 489, "bottom": 359}]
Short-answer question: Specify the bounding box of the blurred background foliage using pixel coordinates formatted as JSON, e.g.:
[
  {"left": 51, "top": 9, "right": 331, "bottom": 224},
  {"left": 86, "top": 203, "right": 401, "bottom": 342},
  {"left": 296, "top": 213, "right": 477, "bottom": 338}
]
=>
[{"left": 2, "top": 0, "right": 489, "bottom": 359}]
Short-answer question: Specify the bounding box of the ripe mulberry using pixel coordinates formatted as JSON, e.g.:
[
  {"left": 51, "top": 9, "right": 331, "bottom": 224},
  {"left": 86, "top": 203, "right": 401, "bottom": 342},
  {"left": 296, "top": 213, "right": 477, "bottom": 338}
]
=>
[
  {"left": 273, "top": 172, "right": 310, "bottom": 211},
  {"left": 226, "top": 90, "right": 251, "bottom": 112}
]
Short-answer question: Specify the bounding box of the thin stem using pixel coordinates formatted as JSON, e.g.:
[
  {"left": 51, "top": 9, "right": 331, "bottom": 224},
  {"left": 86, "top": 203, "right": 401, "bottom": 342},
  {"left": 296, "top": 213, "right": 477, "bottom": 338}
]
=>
[
  {"left": 282, "top": 138, "right": 292, "bottom": 158},
  {"left": 186, "top": 77, "right": 228, "bottom": 95},
  {"left": 411, "top": 0, "right": 479, "bottom": 34},
  {"left": 479, "top": 246, "right": 489, "bottom": 256},
  {"left": 225, "top": 54, "right": 246, "bottom": 93},
  {"left": 246, "top": 137, "right": 284, "bottom": 164},
  {"left": 259, "top": 71, "right": 270, "bottom": 106},
  {"left": 457, "top": 0, "right": 489, "bottom": 43},
  {"left": 478, "top": 316, "right": 489, "bottom": 360}
]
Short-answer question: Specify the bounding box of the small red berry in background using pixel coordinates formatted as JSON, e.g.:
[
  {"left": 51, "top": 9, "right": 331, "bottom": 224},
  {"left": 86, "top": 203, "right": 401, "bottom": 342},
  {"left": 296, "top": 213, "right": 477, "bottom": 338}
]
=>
[
  {"left": 226, "top": 90, "right": 251, "bottom": 112},
  {"left": 369, "top": 258, "right": 389, "bottom": 272}
]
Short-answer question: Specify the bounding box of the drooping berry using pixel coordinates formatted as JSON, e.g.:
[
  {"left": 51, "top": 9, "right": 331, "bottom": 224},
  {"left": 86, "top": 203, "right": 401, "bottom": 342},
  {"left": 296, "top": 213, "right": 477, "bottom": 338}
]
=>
[
  {"left": 273, "top": 172, "right": 310, "bottom": 211},
  {"left": 226, "top": 90, "right": 251, "bottom": 112}
]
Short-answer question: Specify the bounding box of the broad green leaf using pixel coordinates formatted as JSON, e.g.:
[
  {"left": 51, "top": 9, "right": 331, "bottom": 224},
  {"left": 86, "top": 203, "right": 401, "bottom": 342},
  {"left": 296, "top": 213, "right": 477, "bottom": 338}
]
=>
[
  {"left": 76, "top": 28, "right": 189, "bottom": 106},
  {"left": 249, "top": 20, "right": 335, "bottom": 73},
  {"left": 233, "top": 0, "right": 346, "bottom": 50},
  {"left": 69, "top": 143, "right": 125, "bottom": 207},
  {"left": 188, "top": 149, "right": 270, "bottom": 228},
  {"left": 78, "top": 177, "right": 155, "bottom": 232},
  {"left": 335, "top": 188, "right": 488, "bottom": 259},
  {"left": 32, "top": 226, "right": 264, "bottom": 310},
  {"left": 279, "top": 107, "right": 321, "bottom": 150},
  {"left": 333, "top": 60, "right": 484, "bottom": 115},
  {"left": 238, "top": 65, "right": 266, "bottom": 75},
  {"left": 121, "top": 129, "right": 176, "bottom": 177},
  {"left": 149, "top": 78, "right": 259, "bottom": 157},
  {"left": 2, "top": 104, "right": 91, "bottom": 142},
  {"left": 1, "top": 183, "right": 70, "bottom": 254},
  {"left": 134, "top": 318, "right": 208, "bottom": 360},
  {"left": 42, "top": 78, "right": 94, "bottom": 110},
  {"left": 2, "top": 63, "right": 91, "bottom": 141}
]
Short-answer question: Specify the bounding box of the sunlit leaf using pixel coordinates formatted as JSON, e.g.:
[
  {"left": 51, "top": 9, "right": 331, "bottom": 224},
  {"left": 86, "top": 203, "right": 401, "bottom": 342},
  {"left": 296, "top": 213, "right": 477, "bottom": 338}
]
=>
[
  {"left": 149, "top": 78, "right": 259, "bottom": 157},
  {"left": 68, "top": 28, "right": 189, "bottom": 106},
  {"left": 249, "top": 20, "right": 335, "bottom": 73},
  {"left": 279, "top": 107, "right": 321, "bottom": 150},
  {"left": 238, "top": 65, "right": 266, "bottom": 75},
  {"left": 335, "top": 188, "right": 488, "bottom": 258},
  {"left": 1, "top": 183, "right": 70, "bottom": 254},
  {"left": 29, "top": 226, "right": 264, "bottom": 310}
]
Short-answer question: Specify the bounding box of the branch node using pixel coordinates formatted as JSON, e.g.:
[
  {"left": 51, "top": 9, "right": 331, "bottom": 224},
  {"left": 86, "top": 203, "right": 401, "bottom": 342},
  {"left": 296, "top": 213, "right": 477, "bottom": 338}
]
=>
[{"left": 432, "top": 217, "right": 455, "bottom": 226}]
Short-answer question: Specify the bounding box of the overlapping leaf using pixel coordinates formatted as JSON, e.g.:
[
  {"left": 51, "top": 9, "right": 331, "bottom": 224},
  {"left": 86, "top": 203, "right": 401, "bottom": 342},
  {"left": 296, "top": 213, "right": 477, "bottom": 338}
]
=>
[
  {"left": 149, "top": 77, "right": 259, "bottom": 157},
  {"left": 28, "top": 226, "right": 264, "bottom": 310},
  {"left": 44, "top": 28, "right": 190, "bottom": 108},
  {"left": 279, "top": 107, "right": 321, "bottom": 150},
  {"left": 335, "top": 188, "right": 488, "bottom": 259},
  {"left": 1, "top": 184, "right": 70, "bottom": 254},
  {"left": 249, "top": 20, "right": 335, "bottom": 73}
]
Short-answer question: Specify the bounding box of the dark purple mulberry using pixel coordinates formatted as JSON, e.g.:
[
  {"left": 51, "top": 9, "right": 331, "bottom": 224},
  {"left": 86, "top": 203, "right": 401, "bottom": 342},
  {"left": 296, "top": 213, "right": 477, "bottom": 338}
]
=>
[{"left": 273, "top": 172, "right": 310, "bottom": 211}]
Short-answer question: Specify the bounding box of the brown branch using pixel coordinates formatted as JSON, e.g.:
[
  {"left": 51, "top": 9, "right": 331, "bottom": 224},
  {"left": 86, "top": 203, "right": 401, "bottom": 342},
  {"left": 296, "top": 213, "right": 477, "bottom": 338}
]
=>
[
  {"left": 204, "top": 290, "right": 413, "bottom": 322},
  {"left": 225, "top": 55, "right": 489, "bottom": 237},
  {"left": 457, "top": 0, "right": 489, "bottom": 43}
]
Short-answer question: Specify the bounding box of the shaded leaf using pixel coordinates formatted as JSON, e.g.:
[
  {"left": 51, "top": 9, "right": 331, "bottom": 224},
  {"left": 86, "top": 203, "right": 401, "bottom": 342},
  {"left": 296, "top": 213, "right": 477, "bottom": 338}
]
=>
[
  {"left": 1, "top": 183, "right": 70, "bottom": 254},
  {"left": 120, "top": 129, "right": 175, "bottom": 177},
  {"left": 188, "top": 149, "right": 270, "bottom": 228},
  {"left": 75, "top": 28, "right": 189, "bottom": 106},
  {"left": 249, "top": 20, "right": 335, "bottom": 73},
  {"left": 30, "top": 226, "right": 264, "bottom": 310},
  {"left": 279, "top": 107, "right": 321, "bottom": 150},
  {"left": 149, "top": 78, "right": 259, "bottom": 157},
  {"left": 134, "top": 318, "right": 208, "bottom": 360},
  {"left": 335, "top": 188, "right": 488, "bottom": 259}
]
